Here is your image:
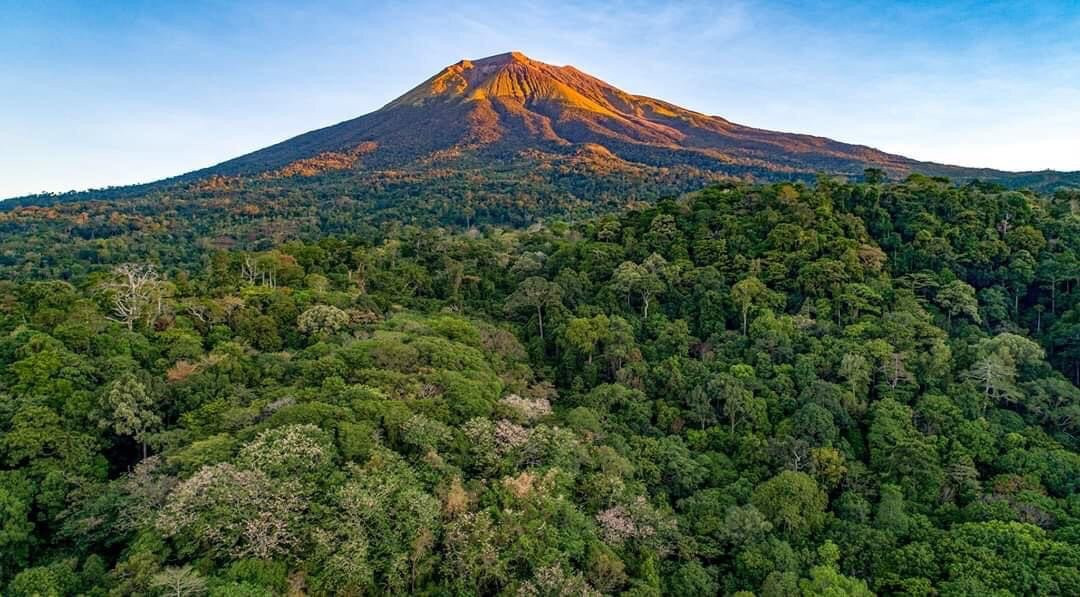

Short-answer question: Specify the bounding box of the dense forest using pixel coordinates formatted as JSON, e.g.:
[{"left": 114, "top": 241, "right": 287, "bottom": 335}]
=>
[
  {"left": 0, "top": 153, "right": 730, "bottom": 272},
  {"left": 1, "top": 175, "right": 1079, "bottom": 595}
]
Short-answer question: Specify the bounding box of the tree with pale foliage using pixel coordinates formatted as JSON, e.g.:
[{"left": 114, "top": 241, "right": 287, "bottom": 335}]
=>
[
  {"left": 967, "top": 333, "right": 1045, "bottom": 407},
  {"left": 309, "top": 532, "right": 375, "bottom": 596},
  {"left": 443, "top": 511, "right": 505, "bottom": 594},
  {"left": 237, "top": 423, "right": 335, "bottom": 480},
  {"left": 685, "top": 384, "right": 716, "bottom": 430},
  {"left": 518, "top": 564, "right": 602, "bottom": 597},
  {"left": 498, "top": 393, "right": 553, "bottom": 423},
  {"left": 297, "top": 304, "right": 350, "bottom": 337},
  {"left": 157, "top": 463, "right": 307, "bottom": 559},
  {"left": 150, "top": 565, "right": 208, "bottom": 597}
]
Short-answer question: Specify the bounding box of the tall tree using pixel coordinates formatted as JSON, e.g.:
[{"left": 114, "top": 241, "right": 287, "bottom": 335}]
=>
[
  {"left": 934, "top": 280, "right": 981, "bottom": 328},
  {"left": 98, "top": 373, "right": 160, "bottom": 460},
  {"left": 731, "top": 276, "right": 769, "bottom": 336},
  {"left": 505, "top": 277, "right": 563, "bottom": 340}
]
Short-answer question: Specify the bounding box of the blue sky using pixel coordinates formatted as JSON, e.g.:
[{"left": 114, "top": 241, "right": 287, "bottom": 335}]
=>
[{"left": 2, "top": 0, "right": 1079, "bottom": 197}]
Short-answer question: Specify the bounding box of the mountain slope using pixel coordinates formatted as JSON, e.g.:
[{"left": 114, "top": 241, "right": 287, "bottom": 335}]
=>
[
  {"left": 179, "top": 50, "right": 1074, "bottom": 186},
  {"left": 6, "top": 51, "right": 1079, "bottom": 207}
]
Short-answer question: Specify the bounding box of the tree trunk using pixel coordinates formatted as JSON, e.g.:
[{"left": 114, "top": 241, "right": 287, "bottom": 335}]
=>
[
  {"left": 536, "top": 305, "right": 544, "bottom": 340},
  {"left": 1051, "top": 279, "right": 1056, "bottom": 314}
]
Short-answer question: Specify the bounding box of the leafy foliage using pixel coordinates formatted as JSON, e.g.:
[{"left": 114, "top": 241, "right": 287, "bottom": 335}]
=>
[{"left": 0, "top": 175, "right": 1078, "bottom": 595}]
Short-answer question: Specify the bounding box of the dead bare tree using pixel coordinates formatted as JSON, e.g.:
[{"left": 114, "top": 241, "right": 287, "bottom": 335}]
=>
[
  {"left": 241, "top": 257, "right": 260, "bottom": 286},
  {"left": 102, "top": 263, "right": 164, "bottom": 330}
]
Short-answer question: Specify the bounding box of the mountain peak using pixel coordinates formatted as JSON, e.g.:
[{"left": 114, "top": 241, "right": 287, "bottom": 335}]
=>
[
  {"left": 472, "top": 51, "right": 532, "bottom": 66},
  {"left": 157, "top": 51, "right": 1073, "bottom": 190},
  {"left": 386, "top": 50, "right": 570, "bottom": 109}
]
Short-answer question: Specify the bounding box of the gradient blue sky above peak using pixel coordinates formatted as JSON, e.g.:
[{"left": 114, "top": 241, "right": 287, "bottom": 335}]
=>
[{"left": 2, "top": 0, "right": 1079, "bottom": 197}]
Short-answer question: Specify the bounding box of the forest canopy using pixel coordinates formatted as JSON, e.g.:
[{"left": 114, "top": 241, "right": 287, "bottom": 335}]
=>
[{"left": 1, "top": 175, "right": 1079, "bottom": 595}]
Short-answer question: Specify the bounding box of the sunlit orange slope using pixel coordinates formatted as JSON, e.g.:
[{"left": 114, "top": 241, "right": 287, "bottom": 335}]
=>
[{"left": 187, "top": 51, "right": 1056, "bottom": 184}]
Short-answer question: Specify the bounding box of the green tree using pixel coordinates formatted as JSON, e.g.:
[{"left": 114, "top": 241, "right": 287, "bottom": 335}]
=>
[
  {"left": 0, "top": 480, "right": 34, "bottom": 579},
  {"left": 505, "top": 276, "right": 564, "bottom": 340},
  {"left": 799, "top": 541, "right": 873, "bottom": 596},
  {"left": 751, "top": 471, "right": 828, "bottom": 538},
  {"left": 838, "top": 353, "right": 871, "bottom": 400},
  {"left": 612, "top": 257, "right": 666, "bottom": 318},
  {"left": 731, "top": 276, "right": 769, "bottom": 336},
  {"left": 565, "top": 314, "right": 609, "bottom": 364},
  {"left": 98, "top": 373, "right": 160, "bottom": 460},
  {"left": 710, "top": 373, "right": 760, "bottom": 433},
  {"left": 934, "top": 280, "right": 980, "bottom": 327}
]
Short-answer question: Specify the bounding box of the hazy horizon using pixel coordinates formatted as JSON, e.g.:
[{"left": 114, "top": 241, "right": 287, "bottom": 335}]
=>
[{"left": 3, "top": 0, "right": 1079, "bottom": 198}]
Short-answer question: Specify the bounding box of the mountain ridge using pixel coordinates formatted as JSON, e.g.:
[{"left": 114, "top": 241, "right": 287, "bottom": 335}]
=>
[
  {"left": 175, "top": 50, "right": 1078, "bottom": 187},
  {"left": 6, "top": 51, "right": 1080, "bottom": 203}
]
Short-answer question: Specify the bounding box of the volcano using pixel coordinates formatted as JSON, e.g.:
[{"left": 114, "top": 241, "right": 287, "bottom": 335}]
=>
[
  {"left": 181, "top": 50, "right": 1071, "bottom": 187},
  {"left": 9, "top": 51, "right": 1079, "bottom": 204}
]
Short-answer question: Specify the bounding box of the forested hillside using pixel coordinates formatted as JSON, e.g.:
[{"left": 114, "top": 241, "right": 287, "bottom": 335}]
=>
[{"left": 1, "top": 176, "right": 1079, "bottom": 595}]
